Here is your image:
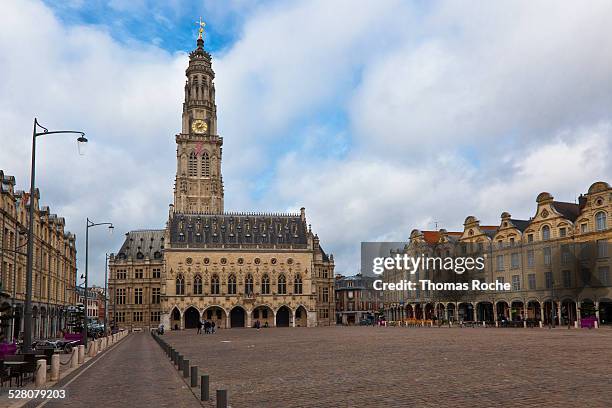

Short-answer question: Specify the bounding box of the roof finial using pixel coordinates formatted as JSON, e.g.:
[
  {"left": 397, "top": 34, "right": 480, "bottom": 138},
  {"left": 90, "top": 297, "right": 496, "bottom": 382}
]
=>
[{"left": 195, "top": 16, "right": 206, "bottom": 43}]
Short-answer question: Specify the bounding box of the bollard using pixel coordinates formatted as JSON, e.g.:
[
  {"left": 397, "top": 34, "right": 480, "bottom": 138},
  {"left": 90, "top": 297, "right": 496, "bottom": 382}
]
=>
[
  {"left": 216, "top": 389, "right": 228, "bottom": 408},
  {"left": 71, "top": 347, "right": 78, "bottom": 368},
  {"left": 183, "top": 359, "right": 190, "bottom": 378},
  {"left": 190, "top": 366, "right": 198, "bottom": 387},
  {"left": 201, "top": 375, "right": 210, "bottom": 401},
  {"left": 36, "top": 359, "right": 47, "bottom": 386},
  {"left": 78, "top": 345, "right": 85, "bottom": 364},
  {"left": 88, "top": 342, "right": 95, "bottom": 357},
  {"left": 177, "top": 354, "right": 183, "bottom": 369},
  {"left": 51, "top": 354, "right": 60, "bottom": 381},
  {"left": 539, "top": 321, "right": 543, "bottom": 328}
]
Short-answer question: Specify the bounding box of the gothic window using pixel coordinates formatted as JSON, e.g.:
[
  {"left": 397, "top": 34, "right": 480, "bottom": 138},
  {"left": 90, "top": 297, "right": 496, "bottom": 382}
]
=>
[
  {"left": 211, "top": 274, "right": 220, "bottom": 295},
  {"left": 228, "top": 274, "right": 237, "bottom": 294},
  {"left": 294, "top": 274, "right": 303, "bottom": 294},
  {"left": 277, "top": 274, "right": 287, "bottom": 295},
  {"left": 176, "top": 274, "right": 185, "bottom": 295},
  {"left": 202, "top": 152, "right": 210, "bottom": 177},
  {"left": 245, "top": 274, "right": 254, "bottom": 295},
  {"left": 193, "top": 275, "right": 202, "bottom": 295},
  {"left": 261, "top": 274, "right": 270, "bottom": 295},
  {"left": 188, "top": 151, "right": 197, "bottom": 176}
]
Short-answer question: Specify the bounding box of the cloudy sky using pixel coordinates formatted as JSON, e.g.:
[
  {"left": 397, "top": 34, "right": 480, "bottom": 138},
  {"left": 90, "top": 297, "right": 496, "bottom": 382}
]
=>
[{"left": 1, "top": 0, "right": 611, "bottom": 285}]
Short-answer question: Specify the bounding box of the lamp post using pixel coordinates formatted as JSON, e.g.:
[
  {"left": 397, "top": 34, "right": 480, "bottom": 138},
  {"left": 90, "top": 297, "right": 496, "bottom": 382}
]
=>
[
  {"left": 83, "top": 219, "right": 113, "bottom": 347},
  {"left": 23, "top": 118, "right": 87, "bottom": 353},
  {"left": 104, "top": 253, "right": 109, "bottom": 335}
]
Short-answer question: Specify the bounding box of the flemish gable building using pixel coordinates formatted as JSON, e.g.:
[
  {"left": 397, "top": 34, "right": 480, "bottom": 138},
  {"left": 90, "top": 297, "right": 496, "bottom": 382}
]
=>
[
  {"left": 109, "top": 32, "right": 335, "bottom": 330},
  {"left": 384, "top": 181, "right": 611, "bottom": 327}
]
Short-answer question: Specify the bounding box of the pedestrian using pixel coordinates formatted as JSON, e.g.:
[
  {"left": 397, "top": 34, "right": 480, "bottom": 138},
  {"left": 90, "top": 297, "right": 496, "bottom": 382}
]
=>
[
  {"left": 211, "top": 321, "right": 216, "bottom": 334},
  {"left": 197, "top": 319, "right": 202, "bottom": 334},
  {"left": 204, "top": 320, "right": 210, "bottom": 334}
]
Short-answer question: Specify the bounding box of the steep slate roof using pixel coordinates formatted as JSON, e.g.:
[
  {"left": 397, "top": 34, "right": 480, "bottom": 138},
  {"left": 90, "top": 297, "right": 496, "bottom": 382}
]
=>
[
  {"left": 319, "top": 244, "right": 330, "bottom": 261},
  {"left": 510, "top": 219, "right": 530, "bottom": 232},
  {"left": 552, "top": 201, "right": 580, "bottom": 222},
  {"left": 169, "top": 213, "right": 308, "bottom": 247},
  {"left": 480, "top": 226, "right": 498, "bottom": 238},
  {"left": 116, "top": 229, "right": 165, "bottom": 260}
]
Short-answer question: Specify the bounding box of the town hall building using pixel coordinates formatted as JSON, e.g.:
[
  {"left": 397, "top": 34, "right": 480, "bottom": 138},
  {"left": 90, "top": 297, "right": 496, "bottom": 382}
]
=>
[{"left": 108, "top": 32, "right": 335, "bottom": 330}]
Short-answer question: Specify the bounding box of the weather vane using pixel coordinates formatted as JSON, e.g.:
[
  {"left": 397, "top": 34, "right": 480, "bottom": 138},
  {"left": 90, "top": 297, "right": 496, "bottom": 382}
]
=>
[{"left": 195, "top": 16, "right": 206, "bottom": 40}]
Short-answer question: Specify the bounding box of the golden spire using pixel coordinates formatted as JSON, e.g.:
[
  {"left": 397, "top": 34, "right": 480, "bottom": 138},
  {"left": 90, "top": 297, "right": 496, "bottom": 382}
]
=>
[{"left": 195, "top": 16, "right": 206, "bottom": 40}]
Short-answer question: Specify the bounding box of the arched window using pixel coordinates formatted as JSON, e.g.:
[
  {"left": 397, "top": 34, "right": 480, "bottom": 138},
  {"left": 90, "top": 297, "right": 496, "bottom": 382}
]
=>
[
  {"left": 261, "top": 274, "right": 270, "bottom": 295},
  {"left": 193, "top": 275, "right": 202, "bottom": 295},
  {"left": 542, "top": 225, "right": 550, "bottom": 240},
  {"left": 294, "top": 274, "right": 302, "bottom": 294},
  {"left": 595, "top": 211, "right": 607, "bottom": 231},
  {"left": 211, "top": 274, "right": 220, "bottom": 295},
  {"left": 188, "top": 151, "right": 197, "bottom": 176},
  {"left": 202, "top": 152, "right": 210, "bottom": 177},
  {"left": 176, "top": 274, "right": 185, "bottom": 295},
  {"left": 245, "top": 274, "right": 254, "bottom": 295},
  {"left": 277, "top": 274, "right": 287, "bottom": 294},
  {"left": 228, "top": 274, "right": 236, "bottom": 295}
]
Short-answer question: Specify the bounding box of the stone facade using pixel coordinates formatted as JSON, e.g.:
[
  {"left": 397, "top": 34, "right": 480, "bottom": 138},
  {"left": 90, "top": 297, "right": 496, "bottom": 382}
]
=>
[
  {"left": 109, "top": 36, "right": 334, "bottom": 331},
  {"left": 0, "top": 170, "right": 77, "bottom": 341},
  {"left": 384, "top": 181, "right": 612, "bottom": 327}
]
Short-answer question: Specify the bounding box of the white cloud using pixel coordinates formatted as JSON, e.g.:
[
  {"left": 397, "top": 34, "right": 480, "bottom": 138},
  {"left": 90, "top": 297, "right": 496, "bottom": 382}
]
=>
[{"left": 1, "top": 0, "right": 611, "bottom": 280}]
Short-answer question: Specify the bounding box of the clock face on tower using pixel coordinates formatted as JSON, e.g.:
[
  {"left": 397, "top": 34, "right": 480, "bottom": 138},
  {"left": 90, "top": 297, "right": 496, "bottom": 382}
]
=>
[{"left": 191, "top": 119, "right": 208, "bottom": 134}]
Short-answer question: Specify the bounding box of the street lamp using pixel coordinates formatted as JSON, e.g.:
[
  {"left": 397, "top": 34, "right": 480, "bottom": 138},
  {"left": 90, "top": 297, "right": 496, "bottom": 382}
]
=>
[
  {"left": 83, "top": 219, "right": 113, "bottom": 347},
  {"left": 23, "top": 118, "right": 87, "bottom": 354},
  {"left": 104, "top": 253, "right": 109, "bottom": 336}
]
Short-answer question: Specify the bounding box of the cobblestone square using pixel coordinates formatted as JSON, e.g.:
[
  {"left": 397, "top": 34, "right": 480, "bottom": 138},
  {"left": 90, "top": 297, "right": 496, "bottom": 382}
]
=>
[{"left": 165, "top": 326, "right": 612, "bottom": 408}]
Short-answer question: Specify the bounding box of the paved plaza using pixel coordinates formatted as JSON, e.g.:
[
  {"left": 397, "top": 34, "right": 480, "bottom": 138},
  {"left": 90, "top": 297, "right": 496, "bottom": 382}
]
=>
[
  {"left": 164, "top": 326, "right": 612, "bottom": 408},
  {"left": 41, "top": 333, "right": 201, "bottom": 408}
]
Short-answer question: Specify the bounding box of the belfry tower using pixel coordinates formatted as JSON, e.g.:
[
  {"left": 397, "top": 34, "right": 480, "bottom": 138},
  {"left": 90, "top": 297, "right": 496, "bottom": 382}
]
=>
[{"left": 173, "top": 28, "right": 224, "bottom": 214}]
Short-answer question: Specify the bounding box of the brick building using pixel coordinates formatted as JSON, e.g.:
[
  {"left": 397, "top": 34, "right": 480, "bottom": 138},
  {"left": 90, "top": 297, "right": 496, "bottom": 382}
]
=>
[{"left": 335, "top": 274, "right": 383, "bottom": 325}]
